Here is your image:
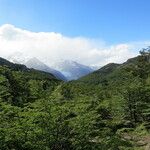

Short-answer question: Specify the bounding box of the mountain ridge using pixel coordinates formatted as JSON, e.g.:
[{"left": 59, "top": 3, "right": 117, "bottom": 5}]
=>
[
  {"left": 8, "top": 52, "right": 95, "bottom": 80},
  {"left": 51, "top": 60, "right": 94, "bottom": 80}
]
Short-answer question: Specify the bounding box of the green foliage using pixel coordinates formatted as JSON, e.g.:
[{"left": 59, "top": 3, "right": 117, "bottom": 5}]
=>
[
  {"left": 0, "top": 49, "right": 150, "bottom": 149},
  {"left": 0, "top": 64, "right": 61, "bottom": 106}
]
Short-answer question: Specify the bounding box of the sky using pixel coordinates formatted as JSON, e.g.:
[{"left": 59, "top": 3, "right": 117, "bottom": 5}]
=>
[{"left": 0, "top": 0, "right": 150, "bottom": 66}]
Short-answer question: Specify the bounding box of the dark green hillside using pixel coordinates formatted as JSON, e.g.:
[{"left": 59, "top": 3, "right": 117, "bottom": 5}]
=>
[
  {"left": 67, "top": 55, "right": 149, "bottom": 96},
  {"left": 0, "top": 49, "right": 150, "bottom": 150},
  {"left": 57, "top": 50, "right": 150, "bottom": 149},
  {"left": 0, "top": 58, "right": 61, "bottom": 106},
  {"left": 78, "top": 63, "right": 120, "bottom": 86}
]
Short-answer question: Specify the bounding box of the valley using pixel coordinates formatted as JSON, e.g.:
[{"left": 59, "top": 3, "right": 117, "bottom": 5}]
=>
[{"left": 0, "top": 49, "right": 150, "bottom": 149}]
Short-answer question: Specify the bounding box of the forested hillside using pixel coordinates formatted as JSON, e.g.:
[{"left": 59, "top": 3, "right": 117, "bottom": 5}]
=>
[{"left": 0, "top": 48, "right": 150, "bottom": 150}]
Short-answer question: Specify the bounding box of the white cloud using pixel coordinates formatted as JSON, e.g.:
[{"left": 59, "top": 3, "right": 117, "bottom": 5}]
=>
[{"left": 0, "top": 24, "right": 149, "bottom": 66}]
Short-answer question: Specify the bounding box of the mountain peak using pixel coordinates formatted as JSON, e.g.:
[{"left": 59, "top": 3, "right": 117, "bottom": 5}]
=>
[
  {"left": 7, "top": 52, "right": 94, "bottom": 81},
  {"left": 51, "top": 60, "right": 94, "bottom": 80},
  {"left": 8, "top": 51, "right": 31, "bottom": 64}
]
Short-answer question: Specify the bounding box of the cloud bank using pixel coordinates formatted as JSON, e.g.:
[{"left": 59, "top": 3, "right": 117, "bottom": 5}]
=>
[{"left": 0, "top": 24, "right": 149, "bottom": 66}]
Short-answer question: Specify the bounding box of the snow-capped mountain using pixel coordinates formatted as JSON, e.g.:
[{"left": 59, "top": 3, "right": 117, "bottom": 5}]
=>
[
  {"left": 25, "top": 58, "right": 67, "bottom": 81},
  {"left": 8, "top": 52, "right": 94, "bottom": 81},
  {"left": 8, "top": 52, "right": 67, "bottom": 81},
  {"left": 50, "top": 60, "right": 94, "bottom": 80},
  {"left": 7, "top": 52, "right": 32, "bottom": 64}
]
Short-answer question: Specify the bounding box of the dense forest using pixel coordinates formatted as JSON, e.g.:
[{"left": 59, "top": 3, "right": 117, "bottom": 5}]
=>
[{"left": 0, "top": 48, "right": 150, "bottom": 150}]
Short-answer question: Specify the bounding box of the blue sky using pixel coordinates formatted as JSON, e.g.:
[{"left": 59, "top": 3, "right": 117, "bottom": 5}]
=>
[
  {"left": 0, "top": 0, "right": 150, "bottom": 66},
  {"left": 0, "top": 0, "right": 150, "bottom": 44}
]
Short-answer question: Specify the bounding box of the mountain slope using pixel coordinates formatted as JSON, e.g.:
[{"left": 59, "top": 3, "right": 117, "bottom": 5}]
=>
[
  {"left": 0, "top": 57, "right": 62, "bottom": 106},
  {"left": 8, "top": 52, "right": 94, "bottom": 81},
  {"left": 8, "top": 52, "right": 67, "bottom": 81},
  {"left": 25, "top": 57, "right": 67, "bottom": 81},
  {"left": 51, "top": 60, "right": 94, "bottom": 80},
  {"left": 7, "top": 51, "right": 32, "bottom": 64},
  {"left": 57, "top": 53, "right": 150, "bottom": 149},
  {"left": 1, "top": 51, "right": 150, "bottom": 150}
]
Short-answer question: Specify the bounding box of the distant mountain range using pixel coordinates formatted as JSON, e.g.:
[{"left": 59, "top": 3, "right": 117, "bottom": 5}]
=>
[
  {"left": 50, "top": 60, "right": 94, "bottom": 80},
  {"left": 7, "top": 52, "right": 95, "bottom": 80}
]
